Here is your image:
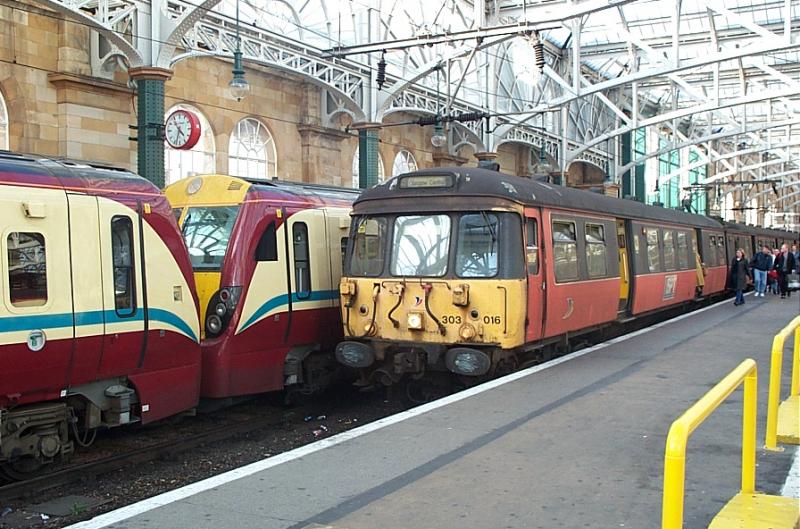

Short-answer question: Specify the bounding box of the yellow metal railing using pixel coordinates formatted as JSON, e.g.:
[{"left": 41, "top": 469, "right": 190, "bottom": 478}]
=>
[
  {"left": 765, "top": 314, "right": 800, "bottom": 450},
  {"left": 661, "top": 359, "right": 757, "bottom": 529}
]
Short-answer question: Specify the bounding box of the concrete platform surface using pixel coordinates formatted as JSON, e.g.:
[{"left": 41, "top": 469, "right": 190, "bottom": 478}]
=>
[{"left": 67, "top": 295, "right": 800, "bottom": 529}]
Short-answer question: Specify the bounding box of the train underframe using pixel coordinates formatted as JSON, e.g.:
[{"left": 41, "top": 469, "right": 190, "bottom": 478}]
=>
[
  {"left": 345, "top": 293, "right": 725, "bottom": 398},
  {"left": 0, "top": 378, "right": 142, "bottom": 480}
]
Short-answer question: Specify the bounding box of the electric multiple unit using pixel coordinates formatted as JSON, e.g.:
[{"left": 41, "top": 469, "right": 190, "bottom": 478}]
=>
[{"left": 335, "top": 167, "right": 798, "bottom": 386}]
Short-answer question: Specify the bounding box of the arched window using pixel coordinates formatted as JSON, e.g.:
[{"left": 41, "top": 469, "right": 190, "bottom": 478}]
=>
[
  {"left": 351, "top": 147, "right": 385, "bottom": 188},
  {"left": 0, "top": 89, "right": 8, "bottom": 150},
  {"left": 392, "top": 150, "right": 418, "bottom": 176},
  {"left": 164, "top": 104, "right": 215, "bottom": 186},
  {"left": 229, "top": 118, "right": 276, "bottom": 180}
]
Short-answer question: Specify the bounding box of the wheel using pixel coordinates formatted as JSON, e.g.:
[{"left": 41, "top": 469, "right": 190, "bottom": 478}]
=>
[{"left": 0, "top": 457, "right": 47, "bottom": 481}]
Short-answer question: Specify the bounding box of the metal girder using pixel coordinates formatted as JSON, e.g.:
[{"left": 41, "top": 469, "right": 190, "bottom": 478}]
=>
[
  {"left": 618, "top": 119, "right": 800, "bottom": 178},
  {"left": 36, "top": 0, "right": 143, "bottom": 67},
  {"left": 322, "top": 0, "right": 639, "bottom": 57}
]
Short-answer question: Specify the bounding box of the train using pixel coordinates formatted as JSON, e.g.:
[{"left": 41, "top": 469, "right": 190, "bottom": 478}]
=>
[
  {"left": 165, "top": 175, "right": 357, "bottom": 401},
  {"left": 334, "top": 167, "right": 798, "bottom": 388},
  {"left": 0, "top": 153, "right": 356, "bottom": 479}
]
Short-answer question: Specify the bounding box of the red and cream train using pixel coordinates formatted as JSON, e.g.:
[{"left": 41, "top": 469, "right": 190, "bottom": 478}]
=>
[{"left": 0, "top": 152, "right": 354, "bottom": 478}]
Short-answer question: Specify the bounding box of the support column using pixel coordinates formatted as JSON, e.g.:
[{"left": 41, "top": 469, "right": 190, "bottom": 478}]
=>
[
  {"left": 353, "top": 122, "right": 381, "bottom": 189},
  {"left": 129, "top": 67, "right": 172, "bottom": 188},
  {"left": 474, "top": 151, "right": 499, "bottom": 171}
]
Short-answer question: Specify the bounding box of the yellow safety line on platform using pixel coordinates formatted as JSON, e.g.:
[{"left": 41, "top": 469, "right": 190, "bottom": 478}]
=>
[
  {"left": 661, "top": 359, "right": 758, "bottom": 529},
  {"left": 765, "top": 315, "right": 800, "bottom": 451}
]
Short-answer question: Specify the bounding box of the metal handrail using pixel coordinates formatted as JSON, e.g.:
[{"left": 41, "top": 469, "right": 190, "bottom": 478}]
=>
[
  {"left": 661, "top": 359, "right": 757, "bottom": 529},
  {"left": 765, "top": 314, "right": 800, "bottom": 450}
]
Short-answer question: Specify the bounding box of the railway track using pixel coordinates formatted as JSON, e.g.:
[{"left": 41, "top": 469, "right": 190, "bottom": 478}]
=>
[{"left": 0, "top": 414, "right": 286, "bottom": 503}]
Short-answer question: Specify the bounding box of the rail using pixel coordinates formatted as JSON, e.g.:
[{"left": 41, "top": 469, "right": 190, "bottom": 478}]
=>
[
  {"left": 661, "top": 359, "right": 757, "bottom": 529},
  {"left": 765, "top": 314, "right": 800, "bottom": 450}
]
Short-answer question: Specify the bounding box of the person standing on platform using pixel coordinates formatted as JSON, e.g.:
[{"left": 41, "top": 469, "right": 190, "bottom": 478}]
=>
[
  {"left": 792, "top": 244, "right": 799, "bottom": 272},
  {"left": 774, "top": 244, "right": 797, "bottom": 299},
  {"left": 750, "top": 245, "right": 772, "bottom": 297},
  {"left": 729, "top": 248, "right": 750, "bottom": 306}
]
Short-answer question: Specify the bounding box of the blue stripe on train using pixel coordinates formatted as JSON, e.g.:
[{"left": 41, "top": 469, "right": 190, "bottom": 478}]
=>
[
  {"left": 238, "top": 289, "right": 339, "bottom": 333},
  {"left": 0, "top": 308, "right": 198, "bottom": 343}
]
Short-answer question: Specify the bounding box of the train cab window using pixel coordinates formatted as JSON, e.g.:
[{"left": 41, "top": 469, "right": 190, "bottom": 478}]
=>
[
  {"left": 645, "top": 228, "right": 661, "bottom": 272},
  {"left": 293, "top": 223, "right": 311, "bottom": 299},
  {"left": 585, "top": 223, "right": 607, "bottom": 278},
  {"left": 111, "top": 217, "right": 136, "bottom": 316},
  {"left": 663, "top": 231, "right": 676, "bottom": 271},
  {"left": 525, "top": 219, "right": 539, "bottom": 275},
  {"left": 6, "top": 232, "right": 47, "bottom": 307},
  {"left": 456, "top": 213, "right": 498, "bottom": 278},
  {"left": 340, "top": 237, "right": 348, "bottom": 270},
  {"left": 552, "top": 221, "right": 578, "bottom": 282},
  {"left": 255, "top": 222, "right": 278, "bottom": 261},
  {"left": 677, "top": 232, "right": 689, "bottom": 269},
  {"left": 391, "top": 215, "right": 450, "bottom": 277},
  {"left": 350, "top": 217, "right": 387, "bottom": 277},
  {"left": 181, "top": 206, "right": 240, "bottom": 271},
  {"left": 173, "top": 208, "right": 183, "bottom": 223}
]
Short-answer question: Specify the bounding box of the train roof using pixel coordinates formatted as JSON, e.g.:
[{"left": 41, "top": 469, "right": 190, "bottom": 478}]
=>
[
  {"left": 0, "top": 150, "right": 160, "bottom": 196},
  {"left": 355, "top": 167, "right": 723, "bottom": 229},
  {"left": 165, "top": 174, "right": 358, "bottom": 209}
]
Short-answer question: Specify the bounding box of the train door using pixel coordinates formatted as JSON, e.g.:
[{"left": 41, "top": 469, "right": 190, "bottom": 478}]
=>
[
  {"left": 97, "top": 202, "right": 146, "bottom": 376},
  {"left": 66, "top": 194, "right": 105, "bottom": 385},
  {"left": 616, "top": 219, "right": 631, "bottom": 314},
  {"left": 0, "top": 186, "right": 73, "bottom": 398},
  {"left": 523, "top": 208, "right": 544, "bottom": 342},
  {"left": 285, "top": 209, "right": 331, "bottom": 344}
]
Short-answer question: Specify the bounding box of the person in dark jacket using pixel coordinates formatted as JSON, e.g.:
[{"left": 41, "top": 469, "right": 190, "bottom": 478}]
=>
[
  {"left": 774, "top": 244, "right": 797, "bottom": 299},
  {"left": 729, "top": 248, "right": 751, "bottom": 306},
  {"left": 750, "top": 246, "right": 772, "bottom": 298}
]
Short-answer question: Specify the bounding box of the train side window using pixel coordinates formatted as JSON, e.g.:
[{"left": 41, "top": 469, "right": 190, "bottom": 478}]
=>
[
  {"left": 293, "top": 222, "right": 311, "bottom": 299},
  {"left": 645, "top": 228, "right": 661, "bottom": 272},
  {"left": 7, "top": 232, "right": 48, "bottom": 307},
  {"left": 111, "top": 217, "right": 136, "bottom": 317},
  {"left": 525, "top": 219, "right": 539, "bottom": 275},
  {"left": 717, "top": 237, "right": 726, "bottom": 266},
  {"left": 663, "top": 231, "right": 676, "bottom": 271},
  {"left": 677, "top": 232, "right": 689, "bottom": 269},
  {"left": 585, "top": 223, "right": 607, "bottom": 278},
  {"left": 255, "top": 222, "right": 278, "bottom": 261},
  {"left": 552, "top": 220, "right": 578, "bottom": 282}
]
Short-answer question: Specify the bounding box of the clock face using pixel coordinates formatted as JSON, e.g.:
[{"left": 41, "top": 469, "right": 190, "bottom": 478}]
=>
[{"left": 165, "top": 109, "right": 201, "bottom": 150}]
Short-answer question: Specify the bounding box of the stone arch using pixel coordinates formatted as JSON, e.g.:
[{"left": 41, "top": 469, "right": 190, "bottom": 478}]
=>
[{"left": 0, "top": 73, "right": 29, "bottom": 152}]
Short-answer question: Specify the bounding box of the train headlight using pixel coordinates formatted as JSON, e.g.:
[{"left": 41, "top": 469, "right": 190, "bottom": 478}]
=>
[
  {"left": 445, "top": 347, "right": 491, "bottom": 376},
  {"left": 214, "top": 302, "right": 227, "bottom": 317},
  {"left": 206, "top": 315, "right": 223, "bottom": 335},
  {"left": 335, "top": 341, "right": 375, "bottom": 368},
  {"left": 407, "top": 311, "right": 424, "bottom": 330}
]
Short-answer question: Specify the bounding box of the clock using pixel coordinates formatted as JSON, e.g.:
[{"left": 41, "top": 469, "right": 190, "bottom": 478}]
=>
[{"left": 164, "top": 109, "right": 201, "bottom": 150}]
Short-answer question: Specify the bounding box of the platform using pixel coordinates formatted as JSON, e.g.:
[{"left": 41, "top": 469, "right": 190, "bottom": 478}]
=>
[{"left": 69, "top": 296, "right": 799, "bottom": 529}]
